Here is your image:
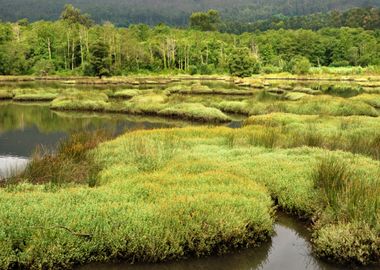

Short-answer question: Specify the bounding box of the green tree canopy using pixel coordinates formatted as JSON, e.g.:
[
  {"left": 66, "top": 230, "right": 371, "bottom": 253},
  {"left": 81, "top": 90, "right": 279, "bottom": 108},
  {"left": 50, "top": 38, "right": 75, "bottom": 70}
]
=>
[
  {"left": 60, "top": 4, "right": 94, "bottom": 27},
  {"left": 228, "top": 48, "right": 260, "bottom": 78},
  {"left": 190, "top": 10, "right": 221, "bottom": 31}
]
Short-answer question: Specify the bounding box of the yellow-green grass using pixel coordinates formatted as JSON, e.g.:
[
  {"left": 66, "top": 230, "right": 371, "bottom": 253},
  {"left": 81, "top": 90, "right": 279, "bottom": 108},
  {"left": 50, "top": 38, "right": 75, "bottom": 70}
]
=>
[
  {"left": 290, "top": 86, "right": 322, "bottom": 95},
  {"left": 0, "top": 128, "right": 276, "bottom": 269},
  {"left": 165, "top": 84, "right": 254, "bottom": 96},
  {"left": 284, "top": 92, "right": 310, "bottom": 101},
  {"left": 13, "top": 93, "right": 59, "bottom": 102},
  {"left": 51, "top": 92, "right": 110, "bottom": 111},
  {"left": 121, "top": 94, "right": 168, "bottom": 115},
  {"left": 351, "top": 94, "right": 380, "bottom": 108},
  {"left": 95, "top": 127, "right": 379, "bottom": 264},
  {"left": 216, "top": 95, "right": 378, "bottom": 117},
  {"left": 0, "top": 88, "right": 60, "bottom": 102},
  {"left": 245, "top": 113, "right": 380, "bottom": 159},
  {"left": 158, "top": 103, "right": 231, "bottom": 123},
  {"left": 110, "top": 89, "right": 143, "bottom": 99},
  {"left": 49, "top": 92, "right": 231, "bottom": 123},
  {"left": 0, "top": 89, "right": 14, "bottom": 100},
  {"left": 1, "top": 126, "right": 379, "bottom": 268}
]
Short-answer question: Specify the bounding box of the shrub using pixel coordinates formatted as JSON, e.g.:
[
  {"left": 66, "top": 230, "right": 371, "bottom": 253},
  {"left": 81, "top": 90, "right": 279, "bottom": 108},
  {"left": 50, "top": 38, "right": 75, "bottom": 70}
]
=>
[
  {"left": 228, "top": 47, "right": 260, "bottom": 77},
  {"left": 33, "top": 60, "right": 56, "bottom": 76},
  {"left": 288, "top": 56, "right": 311, "bottom": 75}
]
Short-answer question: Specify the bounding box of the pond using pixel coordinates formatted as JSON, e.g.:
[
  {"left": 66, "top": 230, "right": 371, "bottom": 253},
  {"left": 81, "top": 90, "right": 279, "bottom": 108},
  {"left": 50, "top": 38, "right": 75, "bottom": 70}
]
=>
[{"left": 0, "top": 101, "right": 240, "bottom": 178}]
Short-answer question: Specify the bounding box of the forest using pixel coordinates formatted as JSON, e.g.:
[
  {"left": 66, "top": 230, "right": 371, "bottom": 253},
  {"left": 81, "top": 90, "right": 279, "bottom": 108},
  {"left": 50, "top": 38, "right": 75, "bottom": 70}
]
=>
[
  {"left": 0, "top": 5, "right": 379, "bottom": 78},
  {"left": 222, "top": 7, "right": 380, "bottom": 33},
  {"left": 0, "top": 0, "right": 379, "bottom": 26}
]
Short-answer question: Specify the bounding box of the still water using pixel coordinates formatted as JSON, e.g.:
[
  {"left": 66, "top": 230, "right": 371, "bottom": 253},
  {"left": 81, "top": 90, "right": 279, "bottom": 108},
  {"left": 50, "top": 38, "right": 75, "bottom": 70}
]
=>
[
  {"left": 0, "top": 101, "right": 377, "bottom": 270},
  {"left": 78, "top": 214, "right": 374, "bottom": 270}
]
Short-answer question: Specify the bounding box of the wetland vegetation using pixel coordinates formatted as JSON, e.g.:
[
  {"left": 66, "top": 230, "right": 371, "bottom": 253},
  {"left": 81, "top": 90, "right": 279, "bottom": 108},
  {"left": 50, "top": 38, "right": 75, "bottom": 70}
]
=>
[
  {"left": 0, "top": 2, "right": 380, "bottom": 270},
  {"left": 0, "top": 77, "right": 379, "bottom": 269}
]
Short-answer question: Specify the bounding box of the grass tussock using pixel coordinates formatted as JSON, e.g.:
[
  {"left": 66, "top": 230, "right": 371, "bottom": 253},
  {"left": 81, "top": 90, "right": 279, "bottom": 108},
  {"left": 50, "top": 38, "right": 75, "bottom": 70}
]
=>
[
  {"left": 312, "top": 155, "right": 380, "bottom": 264},
  {"left": 159, "top": 103, "right": 231, "bottom": 123},
  {"left": 351, "top": 94, "right": 380, "bottom": 108},
  {"left": 0, "top": 89, "right": 14, "bottom": 100},
  {"left": 245, "top": 113, "right": 380, "bottom": 160},
  {"left": 7, "top": 130, "right": 110, "bottom": 187},
  {"left": 1, "top": 127, "right": 379, "bottom": 268},
  {"left": 51, "top": 92, "right": 109, "bottom": 111},
  {"left": 324, "top": 84, "right": 363, "bottom": 98},
  {"left": 215, "top": 95, "right": 378, "bottom": 117},
  {"left": 111, "top": 89, "right": 143, "bottom": 99}
]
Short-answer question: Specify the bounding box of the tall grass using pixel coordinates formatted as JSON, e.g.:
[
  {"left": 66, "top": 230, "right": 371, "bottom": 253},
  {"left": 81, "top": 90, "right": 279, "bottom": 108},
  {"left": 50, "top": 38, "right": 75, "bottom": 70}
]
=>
[
  {"left": 8, "top": 130, "right": 110, "bottom": 187},
  {"left": 312, "top": 155, "right": 380, "bottom": 264}
]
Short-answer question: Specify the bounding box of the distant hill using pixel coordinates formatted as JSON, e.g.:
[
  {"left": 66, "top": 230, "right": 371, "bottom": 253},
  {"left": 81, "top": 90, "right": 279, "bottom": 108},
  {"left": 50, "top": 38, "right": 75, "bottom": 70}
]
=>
[{"left": 0, "top": 0, "right": 379, "bottom": 26}]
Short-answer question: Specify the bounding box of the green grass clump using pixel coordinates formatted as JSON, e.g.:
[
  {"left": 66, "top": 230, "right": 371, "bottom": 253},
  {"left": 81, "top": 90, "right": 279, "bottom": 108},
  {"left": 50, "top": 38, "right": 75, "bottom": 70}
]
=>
[
  {"left": 312, "top": 155, "right": 380, "bottom": 264},
  {"left": 284, "top": 92, "right": 309, "bottom": 101},
  {"left": 0, "top": 127, "right": 379, "bottom": 268},
  {"left": 13, "top": 93, "right": 59, "bottom": 101},
  {"left": 51, "top": 92, "right": 109, "bottom": 111},
  {"left": 165, "top": 84, "right": 192, "bottom": 94},
  {"left": 158, "top": 103, "right": 231, "bottom": 122},
  {"left": 0, "top": 128, "right": 275, "bottom": 269},
  {"left": 217, "top": 95, "right": 378, "bottom": 117},
  {"left": 216, "top": 101, "right": 251, "bottom": 115},
  {"left": 261, "top": 96, "right": 378, "bottom": 117},
  {"left": 0, "top": 89, "right": 14, "bottom": 100},
  {"left": 351, "top": 94, "right": 380, "bottom": 108},
  {"left": 122, "top": 94, "right": 168, "bottom": 114},
  {"left": 7, "top": 131, "right": 109, "bottom": 187},
  {"left": 111, "top": 89, "right": 142, "bottom": 99},
  {"left": 324, "top": 84, "right": 363, "bottom": 98},
  {"left": 245, "top": 113, "right": 380, "bottom": 159},
  {"left": 292, "top": 86, "right": 322, "bottom": 95},
  {"left": 313, "top": 223, "right": 379, "bottom": 265}
]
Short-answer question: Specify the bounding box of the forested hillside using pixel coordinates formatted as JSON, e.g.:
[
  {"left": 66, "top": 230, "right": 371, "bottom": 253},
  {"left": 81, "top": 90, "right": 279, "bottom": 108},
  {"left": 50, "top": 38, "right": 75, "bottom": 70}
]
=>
[
  {"left": 1, "top": 8, "right": 379, "bottom": 77},
  {"left": 1, "top": 0, "right": 379, "bottom": 26},
  {"left": 222, "top": 7, "right": 380, "bottom": 33}
]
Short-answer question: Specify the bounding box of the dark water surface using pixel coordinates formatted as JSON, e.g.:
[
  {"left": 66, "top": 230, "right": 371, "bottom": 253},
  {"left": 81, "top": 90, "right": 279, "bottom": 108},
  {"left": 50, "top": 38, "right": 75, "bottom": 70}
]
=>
[
  {"left": 0, "top": 102, "right": 237, "bottom": 174},
  {"left": 78, "top": 214, "right": 376, "bottom": 270}
]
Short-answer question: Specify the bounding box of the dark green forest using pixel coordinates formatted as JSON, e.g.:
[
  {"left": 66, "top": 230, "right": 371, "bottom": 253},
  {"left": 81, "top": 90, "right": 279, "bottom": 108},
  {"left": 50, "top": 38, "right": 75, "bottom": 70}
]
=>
[
  {"left": 222, "top": 7, "right": 380, "bottom": 34},
  {"left": 0, "top": 5, "right": 380, "bottom": 77},
  {"left": 1, "top": 0, "right": 379, "bottom": 26}
]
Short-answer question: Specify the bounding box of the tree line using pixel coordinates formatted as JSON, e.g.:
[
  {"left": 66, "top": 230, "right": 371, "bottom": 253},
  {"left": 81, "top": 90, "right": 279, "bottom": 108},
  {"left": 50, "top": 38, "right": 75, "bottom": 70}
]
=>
[
  {"left": 0, "top": 0, "right": 379, "bottom": 27},
  {"left": 0, "top": 5, "right": 379, "bottom": 77},
  {"left": 222, "top": 7, "right": 380, "bottom": 34}
]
